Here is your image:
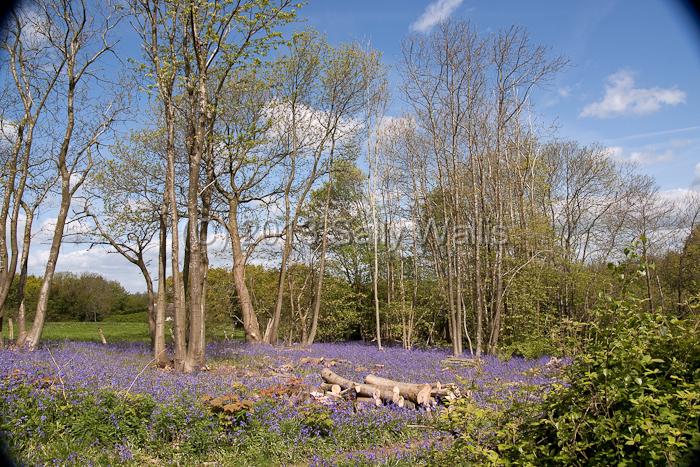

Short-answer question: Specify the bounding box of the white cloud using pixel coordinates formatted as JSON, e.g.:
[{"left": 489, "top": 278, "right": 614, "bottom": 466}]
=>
[
  {"left": 627, "top": 149, "right": 674, "bottom": 166},
  {"left": 604, "top": 146, "right": 624, "bottom": 159},
  {"left": 557, "top": 86, "right": 571, "bottom": 98},
  {"left": 659, "top": 187, "right": 698, "bottom": 203},
  {"left": 0, "top": 119, "right": 18, "bottom": 148},
  {"left": 410, "top": 0, "right": 464, "bottom": 33},
  {"left": 605, "top": 145, "right": 675, "bottom": 166},
  {"left": 581, "top": 70, "right": 685, "bottom": 118}
]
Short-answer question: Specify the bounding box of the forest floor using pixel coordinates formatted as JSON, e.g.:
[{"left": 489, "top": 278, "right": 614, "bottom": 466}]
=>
[{"left": 0, "top": 340, "right": 566, "bottom": 465}]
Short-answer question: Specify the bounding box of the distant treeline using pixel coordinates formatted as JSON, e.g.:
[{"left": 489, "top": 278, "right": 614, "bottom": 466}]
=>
[{"left": 4, "top": 272, "right": 148, "bottom": 322}]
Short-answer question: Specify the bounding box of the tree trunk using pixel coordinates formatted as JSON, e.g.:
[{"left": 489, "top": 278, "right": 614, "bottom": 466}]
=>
[
  {"left": 15, "top": 202, "right": 34, "bottom": 346},
  {"left": 229, "top": 199, "right": 261, "bottom": 342},
  {"left": 165, "top": 102, "right": 187, "bottom": 371},
  {"left": 154, "top": 205, "right": 168, "bottom": 365},
  {"left": 307, "top": 154, "right": 334, "bottom": 345},
  {"left": 363, "top": 374, "right": 431, "bottom": 405},
  {"left": 24, "top": 189, "right": 71, "bottom": 350}
]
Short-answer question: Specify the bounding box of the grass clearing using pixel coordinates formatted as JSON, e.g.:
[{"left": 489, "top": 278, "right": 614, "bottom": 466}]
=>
[{"left": 1, "top": 315, "right": 244, "bottom": 343}]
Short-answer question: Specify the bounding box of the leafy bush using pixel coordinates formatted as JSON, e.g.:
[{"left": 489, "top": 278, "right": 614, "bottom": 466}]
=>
[
  {"left": 437, "top": 250, "right": 700, "bottom": 465},
  {"left": 500, "top": 336, "right": 559, "bottom": 359},
  {"left": 510, "top": 297, "right": 700, "bottom": 465},
  {"left": 0, "top": 376, "right": 419, "bottom": 465}
]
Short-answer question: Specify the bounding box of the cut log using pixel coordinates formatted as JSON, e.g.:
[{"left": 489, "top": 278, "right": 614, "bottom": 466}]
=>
[
  {"left": 356, "top": 396, "right": 382, "bottom": 407},
  {"left": 330, "top": 384, "right": 341, "bottom": 395},
  {"left": 321, "top": 368, "right": 357, "bottom": 388},
  {"left": 340, "top": 386, "right": 358, "bottom": 401},
  {"left": 364, "top": 374, "right": 432, "bottom": 405},
  {"left": 321, "top": 368, "right": 399, "bottom": 403},
  {"left": 416, "top": 385, "right": 432, "bottom": 406},
  {"left": 392, "top": 386, "right": 401, "bottom": 403}
]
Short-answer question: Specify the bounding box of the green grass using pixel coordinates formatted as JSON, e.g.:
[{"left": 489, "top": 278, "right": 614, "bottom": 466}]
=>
[
  {"left": 104, "top": 311, "right": 150, "bottom": 323},
  {"left": 2, "top": 312, "right": 244, "bottom": 343}
]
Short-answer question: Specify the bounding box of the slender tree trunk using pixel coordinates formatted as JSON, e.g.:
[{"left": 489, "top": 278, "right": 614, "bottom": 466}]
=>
[
  {"left": 229, "top": 199, "right": 261, "bottom": 342},
  {"left": 24, "top": 187, "right": 70, "bottom": 350},
  {"left": 471, "top": 156, "right": 484, "bottom": 357},
  {"left": 268, "top": 219, "right": 293, "bottom": 344},
  {"left": 154, "top": 205, "right": 168, "bottom": 365},
  {"left": 368, "top": 137, "right": 382, "bottom": 350},
  {"left": 138, "top": 258, "right": 156, "bottom": 349},
  {"left": 165, "top": 103, "right": 187, "bottom": 370},
  {"left": 14, "top": 202, "right": 34, "bottom": 346},
  {"left": 307, "top": 150, "right": 335, "bottom": 345}
]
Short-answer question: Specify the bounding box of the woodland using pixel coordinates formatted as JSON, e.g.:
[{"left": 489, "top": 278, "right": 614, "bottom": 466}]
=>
[{"left": 0, "top": 1, "right": 698, "bottom": 465}]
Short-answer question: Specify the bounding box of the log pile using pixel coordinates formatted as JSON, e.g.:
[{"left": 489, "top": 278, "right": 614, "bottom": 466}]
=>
[{"left": 315, "top": 368, "right": 459, "bottom": 410}]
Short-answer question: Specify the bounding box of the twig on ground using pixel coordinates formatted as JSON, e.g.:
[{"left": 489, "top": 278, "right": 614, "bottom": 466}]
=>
[
  {"left": 124, "top": 350, "right": 165, "bottom": 398},
  {"left": 47, "top": 347, "right": 67, "bottom": 401}
]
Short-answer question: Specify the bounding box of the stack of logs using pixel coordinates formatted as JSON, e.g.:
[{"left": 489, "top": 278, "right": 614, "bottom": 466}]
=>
[{"left": 318, "top": 368, "right": 458, "bottom": 410}]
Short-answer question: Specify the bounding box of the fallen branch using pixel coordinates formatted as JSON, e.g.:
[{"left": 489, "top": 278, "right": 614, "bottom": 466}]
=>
[
  {"left": 47, "top": 347, "right": 67, "bottom": 401},
  {"left": 124, "top": 350, "right": 165, "bottom": 398}
]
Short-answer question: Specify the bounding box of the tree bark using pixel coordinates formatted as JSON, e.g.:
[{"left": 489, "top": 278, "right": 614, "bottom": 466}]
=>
[
  {"left": 228, "top": 199, "right": 261, "bottom": 342},
  {"left": 307, "top": 151, "right": 334, "bottom": 345},
  {"left": 154, "top": 204, "right": 168, "bottom": 365}
]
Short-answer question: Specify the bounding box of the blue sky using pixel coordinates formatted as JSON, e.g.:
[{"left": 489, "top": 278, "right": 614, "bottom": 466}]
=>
[
  {"left": 295, "top": 0, "right": 700, "bottom": 191},
  {"left": 20, "top": 0, "right": 700, "bottom": 291}
]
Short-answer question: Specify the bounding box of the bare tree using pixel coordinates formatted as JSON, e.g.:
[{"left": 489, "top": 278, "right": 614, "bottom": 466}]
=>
[
  {"left": 22, "top": 0, "right": 124, "bottom": 350},
  {"left": 265, "top": 33, "right": 386, "bottom": 344},
  {"left": 0, "top": 5, "right": 65, "bottom": 339}
]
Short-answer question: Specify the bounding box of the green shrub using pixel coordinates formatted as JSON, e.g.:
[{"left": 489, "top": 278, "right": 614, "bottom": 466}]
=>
[
  {"left": 510, "top": 298, "right": 700, "bottom": 466},
  {"left": 500, "top": 336, "right": 559, "bottom": 359},
  {"left": 299, "top": 404, "right": 335, "bottom": 436},
  {"left": 104, "top": 311, "right": 149, "bottom": 323},
  {"left": 438, "top": 246, "right": 700, "bottom": 465}
]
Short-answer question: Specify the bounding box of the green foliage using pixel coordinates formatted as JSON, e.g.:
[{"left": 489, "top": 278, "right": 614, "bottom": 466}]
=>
[
  {"left": 500, "top": 336, "right": 559, "bottom": 360},
  {"left": 315, "top": 276, "right": 365, "bottom": 341},
  {"left": 437, "top": 246, "right": 700, "bottom": 465},
  {"left": 206, "top": 268, "right": 237, "bottom": 324},
  {"left": 47, "top": 272, "right": 131, "bottom": 321},
  {"left": 0, "top": 380, "right": 417, "bottom": 465},
  {"left": 104, "top": 311, "right": 149, "bottom": 323},
  {"left": 435, "top": 394, "right": 535, "bottom": 465},
  {"left": 511, "top": 301, "right": 700, "bottom": 465},
  {"left": 299, "top": 404, "right": 335, "bottom": 436},
  {"left": 0, "top": 383, "right": 219, "bottom": 464},
  {"left": 4, "top": 273, "right": 146, "bottom": 323}
]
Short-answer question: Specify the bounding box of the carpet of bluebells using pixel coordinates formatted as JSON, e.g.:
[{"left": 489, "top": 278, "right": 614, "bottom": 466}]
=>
[{"left": 0, "top": 341, "right": 564, "bottom": 465}]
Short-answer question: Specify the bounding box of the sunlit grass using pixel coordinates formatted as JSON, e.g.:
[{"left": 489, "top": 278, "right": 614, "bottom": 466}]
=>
[{"left": 1, "top": 313, "right": 244, "bottom": 343}]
